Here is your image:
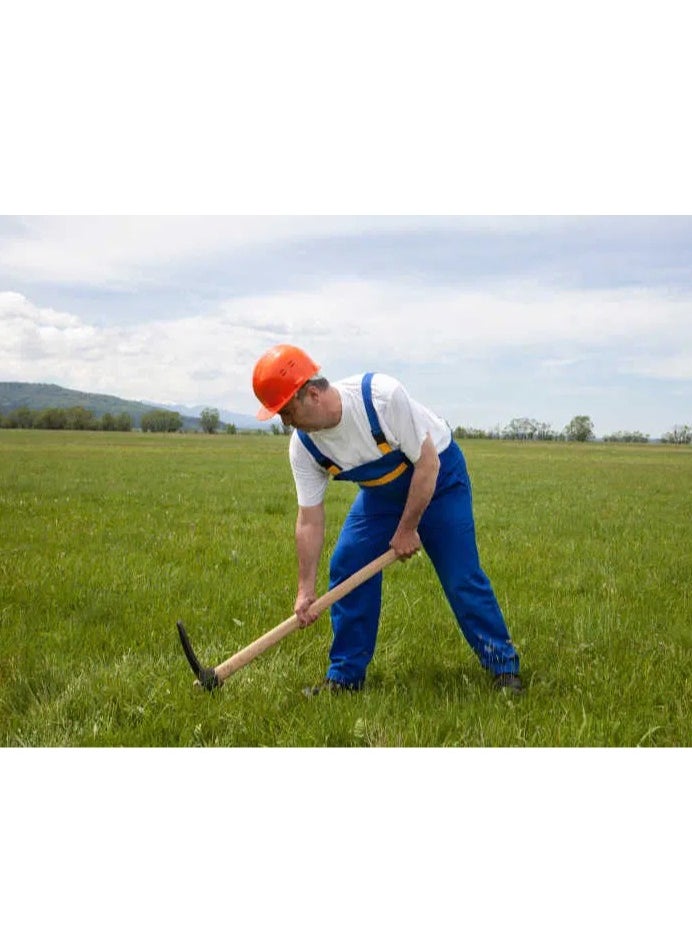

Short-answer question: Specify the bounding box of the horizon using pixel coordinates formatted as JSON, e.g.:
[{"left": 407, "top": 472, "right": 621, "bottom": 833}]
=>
[{"left": 0, "top": 377, "right": 681, "bottom": 440}]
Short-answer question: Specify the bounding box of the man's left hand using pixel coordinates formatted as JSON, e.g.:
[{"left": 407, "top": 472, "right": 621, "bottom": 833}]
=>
[{"left": 389, "top": 527, "right": 422, "bottom": 560}]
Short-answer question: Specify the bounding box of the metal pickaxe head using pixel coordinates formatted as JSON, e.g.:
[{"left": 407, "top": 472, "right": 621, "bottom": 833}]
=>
[{"left": 176, "top": 622, "right": 222, "bottom": 691}]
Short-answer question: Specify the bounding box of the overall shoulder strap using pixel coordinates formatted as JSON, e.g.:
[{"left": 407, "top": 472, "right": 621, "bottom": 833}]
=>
[
  {"left": 296, "top": 429, "right": 343, "bottom": 476},
  {"left": 361, "top": 372, "right": 392, "bottom": 455}
]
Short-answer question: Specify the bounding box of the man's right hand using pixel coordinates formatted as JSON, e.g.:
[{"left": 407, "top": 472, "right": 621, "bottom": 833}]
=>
[{"left": 294, "top": 591, "right": 319, "bottom": 628}]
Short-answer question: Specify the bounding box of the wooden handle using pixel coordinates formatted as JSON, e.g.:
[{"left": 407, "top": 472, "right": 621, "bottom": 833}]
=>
[{"left": 213, "top": 548, "right": 399, "bottom": 683}]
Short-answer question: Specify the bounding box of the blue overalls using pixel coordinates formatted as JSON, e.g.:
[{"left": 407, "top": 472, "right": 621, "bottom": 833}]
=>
[{"left": 297, "top": 373, "right": 520, "bottom": 687}]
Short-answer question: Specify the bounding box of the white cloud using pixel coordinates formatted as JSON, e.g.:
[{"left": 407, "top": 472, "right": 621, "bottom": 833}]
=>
[
  {"left": 220, "top": 279, "right": 691, "bottom": 373},
  {"left": 0, "top": 290, "right": 262, "bottom": 406}
]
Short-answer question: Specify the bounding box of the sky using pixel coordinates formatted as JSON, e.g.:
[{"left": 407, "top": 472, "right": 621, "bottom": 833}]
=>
[{"left": 1, "top": 214, "right": 691, "bottom": 437}]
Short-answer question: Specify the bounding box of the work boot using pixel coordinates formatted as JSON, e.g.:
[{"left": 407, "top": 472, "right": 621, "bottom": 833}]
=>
[
  {"left": 493, "top": 673, "right": 523, "bottom": 694},
  {"left": 302, "top": 677, "right": 364, "bottom": 697}
]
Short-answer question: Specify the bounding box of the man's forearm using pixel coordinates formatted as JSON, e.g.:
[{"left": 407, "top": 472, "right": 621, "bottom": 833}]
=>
[
  {"left": 399, "top": 455, "right": 439, "bottom": 530},
  {"left": 295, "top": 506, "right": 326, "bottom": 595},
  {"left": 390, "top": 435, "right": 440, "bottom": 557}
]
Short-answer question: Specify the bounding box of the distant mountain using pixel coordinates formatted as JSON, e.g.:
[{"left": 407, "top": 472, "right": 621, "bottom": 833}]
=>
[
  {"left": 147, "top": 400, "right": 272, "bottom": 431},
  {"left": 0, "top": 382, "right": 270, "bottom": 431}
]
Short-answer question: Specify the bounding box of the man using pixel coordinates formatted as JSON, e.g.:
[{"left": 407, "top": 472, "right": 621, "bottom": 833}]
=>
[{"left": 253, "top": 344, "right": 522, "bottom": 695}]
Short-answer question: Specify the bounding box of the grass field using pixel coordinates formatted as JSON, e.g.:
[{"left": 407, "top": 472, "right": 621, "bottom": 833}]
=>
[{"left": 1, "top": 429, "right": 690, "bottom": 746}]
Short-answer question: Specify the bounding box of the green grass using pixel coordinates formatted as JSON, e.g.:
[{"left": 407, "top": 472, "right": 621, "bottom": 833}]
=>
[{"left": 1, "top": 430, "right": 690, "bottom": 746}]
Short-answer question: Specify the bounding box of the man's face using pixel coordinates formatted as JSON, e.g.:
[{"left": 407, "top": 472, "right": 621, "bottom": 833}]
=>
[{"left": 279, "top": 388, "right": 322, "bottom": 431}]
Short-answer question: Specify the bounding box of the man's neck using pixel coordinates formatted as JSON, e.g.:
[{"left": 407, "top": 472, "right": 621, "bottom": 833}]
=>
[{"left": 322, "top": 386, "right": 343, "bottom": 429}]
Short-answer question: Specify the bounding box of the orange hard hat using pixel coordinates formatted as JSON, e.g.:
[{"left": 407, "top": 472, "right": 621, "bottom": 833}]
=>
[{"left": 252, "top": 344, "right": 320, "bottom": 420}]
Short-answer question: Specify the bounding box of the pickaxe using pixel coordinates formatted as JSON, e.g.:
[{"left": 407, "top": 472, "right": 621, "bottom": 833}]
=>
[{"left": 176, "top": 548, "right": 399, "bottom": 690}]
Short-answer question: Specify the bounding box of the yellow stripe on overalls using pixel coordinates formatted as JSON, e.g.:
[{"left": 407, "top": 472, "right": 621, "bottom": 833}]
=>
[{"left": 358, "top": 461, "right": 410, "bottom": 487}]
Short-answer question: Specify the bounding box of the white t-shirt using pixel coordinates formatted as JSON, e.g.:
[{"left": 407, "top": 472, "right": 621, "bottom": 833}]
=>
[{"left": 288, "top": 373, "right": 452, "bottom": 507}]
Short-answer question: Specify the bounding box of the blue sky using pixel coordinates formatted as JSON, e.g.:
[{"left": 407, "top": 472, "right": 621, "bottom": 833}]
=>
[{"left": 1, "top": 215, "right": 690, "bottom": 437}]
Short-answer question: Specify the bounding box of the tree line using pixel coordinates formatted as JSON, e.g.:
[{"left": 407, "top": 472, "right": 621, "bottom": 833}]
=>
[
  {"left": 0, "top": 406, "right": 190, "bottom": 432},
  {"left": 1, "top": 406, "right": 134, "bottom": 431},
  {"left": 452, "top": 415, "right": 692, "bottom": 444},
  {"left": 3, "top": 404, "right": 690, "bottom": 444},
  {"left": 0, "top": 404, "right": 234, "bottom": 434}
]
